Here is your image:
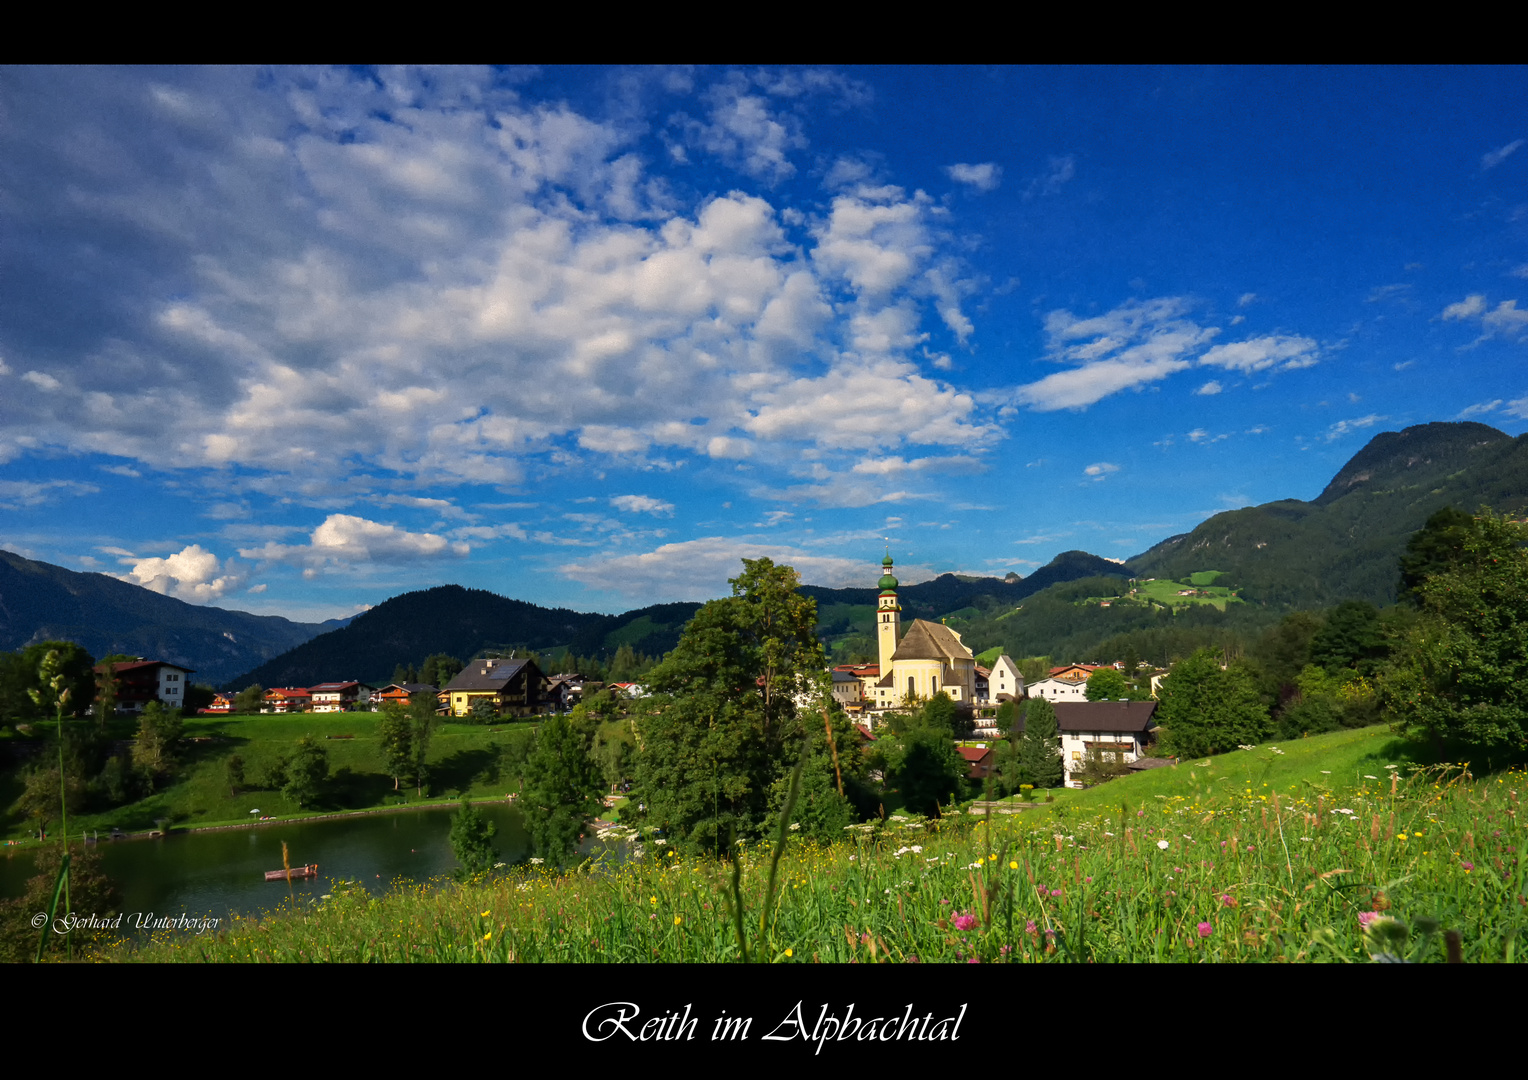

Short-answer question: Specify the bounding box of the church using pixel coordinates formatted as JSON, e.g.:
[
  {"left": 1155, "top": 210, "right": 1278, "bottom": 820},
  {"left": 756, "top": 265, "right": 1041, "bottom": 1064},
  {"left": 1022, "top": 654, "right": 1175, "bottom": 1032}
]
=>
[{"left": 866, "top": 551, "right": 978, "bottom": 713}]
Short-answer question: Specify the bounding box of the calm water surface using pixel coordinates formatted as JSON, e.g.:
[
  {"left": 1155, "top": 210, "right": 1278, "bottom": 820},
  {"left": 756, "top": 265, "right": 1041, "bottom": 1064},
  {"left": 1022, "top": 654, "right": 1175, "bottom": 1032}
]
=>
[{"left": 1, "top": 803, "right": 541, "bottom": 929}]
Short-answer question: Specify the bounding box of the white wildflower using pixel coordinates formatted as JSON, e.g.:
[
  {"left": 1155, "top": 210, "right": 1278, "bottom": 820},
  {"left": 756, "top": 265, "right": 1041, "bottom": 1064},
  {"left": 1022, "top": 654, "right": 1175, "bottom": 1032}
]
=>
[{"left": 1157, "top": 840, "right": 1170, "bottom": 850}]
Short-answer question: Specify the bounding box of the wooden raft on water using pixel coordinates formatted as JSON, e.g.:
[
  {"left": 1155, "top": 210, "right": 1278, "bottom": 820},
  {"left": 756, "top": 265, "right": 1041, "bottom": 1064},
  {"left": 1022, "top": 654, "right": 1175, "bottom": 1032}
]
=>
[{"left": 264, "top": 864, "right": 319, "bottom": 882}]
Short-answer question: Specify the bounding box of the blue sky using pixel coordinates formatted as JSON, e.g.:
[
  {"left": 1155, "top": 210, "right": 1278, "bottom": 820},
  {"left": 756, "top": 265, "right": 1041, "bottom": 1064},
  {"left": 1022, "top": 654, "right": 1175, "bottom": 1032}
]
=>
[{"left": 1, "top": 66, "right": 1525, "bottom": 621}]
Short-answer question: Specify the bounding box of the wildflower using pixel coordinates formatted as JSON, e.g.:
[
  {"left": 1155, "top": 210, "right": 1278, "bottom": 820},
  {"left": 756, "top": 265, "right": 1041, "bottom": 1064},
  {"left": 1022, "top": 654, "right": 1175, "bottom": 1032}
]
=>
[
  {"left": 649, "top": 896, "right": 657, "bottom": 905},
  {"left": 989, "top": 853, "right": 998, "bottom": 861},
  {"left": 967, "top": 957, "right": 980, "bottom": 964},
  {"left": 1157, "top": 840, "right": 1170, "bottom": 850},
  {"left": 1221, "top": 894, "right": 1237, "bottom": 907},
  {"left": 1025, "top": 920, "right": 1037, "bottom": 934},
  {"left": 483, "top": 930, "right": 492, "bottom": 940},
  {"left": 1462, "top": 861, "right": 1474, "bottom": 872},
  {"left": 953, "top": 913, "right": 977, "bottom": 932},
  {"left": 480, "top": 910, "right": 490, "bottom": 917},
  {"left": 1358, "top": 911, "right": 1379, "bottom": 928},
  {"left": 674, "top": 915, "right": 682, "bottom": 926},
  {"left": 1050, "top": 889, "right": 1062, "bottom": 896},
  {"left": 1009, "top": 860, "right": 1019, "bottom": 870},
  {"left": 1364, "top": 774, "right": 1378, "bottom": 780},
  {"left": 785, "top": 948, "right": 793, "bottom": 957},
  {"left": 1197, "top": 922, "right": 1212, "bottom": 938}
]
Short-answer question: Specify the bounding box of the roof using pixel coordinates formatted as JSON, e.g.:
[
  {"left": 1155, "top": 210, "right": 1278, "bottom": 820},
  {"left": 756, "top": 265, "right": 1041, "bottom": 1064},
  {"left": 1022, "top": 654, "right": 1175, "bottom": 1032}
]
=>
[
  {"left": 443, "top": 658, "right": 534, "bottom": 692},
  {"left": 309, "top": 681, "right": 367, "bottom": 693},
  {"left": 832, "top": 669, "right": 862, "bottom": 683},
  {"left": 1053, "top": 700, "right": 1157, "bottom": 733},
  {"left": 956, "top": 746, "right": 993, "bottom": 764},
  {"left": 377, "top": 683, "right": 437, "bottom": 695},
  {"left": 890, "top": 619, "right": 974, "bottom": 663},
  {"left": 97, "top": 659, "right": 195, "bottom": 675}
]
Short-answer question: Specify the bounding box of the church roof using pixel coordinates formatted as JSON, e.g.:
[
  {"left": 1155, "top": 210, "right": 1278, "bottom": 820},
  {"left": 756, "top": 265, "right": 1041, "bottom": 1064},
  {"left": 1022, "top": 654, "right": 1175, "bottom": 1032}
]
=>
[{"left": 890, "top": 619, "right": 974, "bottom": 663}]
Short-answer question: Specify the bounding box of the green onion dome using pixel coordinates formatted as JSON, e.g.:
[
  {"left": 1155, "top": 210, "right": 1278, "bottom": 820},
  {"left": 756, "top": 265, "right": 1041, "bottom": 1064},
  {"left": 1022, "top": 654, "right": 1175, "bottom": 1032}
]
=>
[{"left": 879, "top": 571, "right": 898, "bottom": 590}]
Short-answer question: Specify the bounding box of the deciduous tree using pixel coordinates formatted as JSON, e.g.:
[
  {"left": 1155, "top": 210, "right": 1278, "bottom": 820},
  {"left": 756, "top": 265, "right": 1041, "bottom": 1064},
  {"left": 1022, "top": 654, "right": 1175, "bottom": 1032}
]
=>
[
  {"left": 520, "top": 712, "right": 604, "bottom": 865},
  {"left": 1381, "top": 509, "right": 1528, "bottom": 753},
  {"left": 1158, "top": 649, "right": 1269, "bottom": 757},
  {"left": 633, "top": 558, "right": 829, "bottom": 855}
]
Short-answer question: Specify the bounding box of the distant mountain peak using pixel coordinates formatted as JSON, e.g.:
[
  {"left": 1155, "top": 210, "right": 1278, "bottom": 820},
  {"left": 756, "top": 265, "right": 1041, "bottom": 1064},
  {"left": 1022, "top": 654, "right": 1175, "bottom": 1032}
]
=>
[{"left": 1316, "top": 421, "right": 1510, "bottom": 505}]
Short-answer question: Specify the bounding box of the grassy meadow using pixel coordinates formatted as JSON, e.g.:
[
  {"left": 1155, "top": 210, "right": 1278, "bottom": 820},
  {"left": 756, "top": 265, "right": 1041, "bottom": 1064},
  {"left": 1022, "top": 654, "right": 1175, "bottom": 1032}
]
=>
[
  {"left": 112, "top": 725, "right": 1525, "bottom": 963},
  {"left": 1, "top": 713, "right": 537, "bottom": 842}
]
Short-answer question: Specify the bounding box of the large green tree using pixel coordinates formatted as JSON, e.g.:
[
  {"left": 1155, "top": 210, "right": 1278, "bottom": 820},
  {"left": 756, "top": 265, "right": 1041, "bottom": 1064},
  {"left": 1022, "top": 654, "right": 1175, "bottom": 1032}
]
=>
[
  {"left": 280, "top": 736, "right": 329, "bottom": 808},
  {"left": 378, "top": 704, "right": 413, "bottom": 791},
  {"left": 1158, "top": 649, "right": 1270, "bottom": 757},
  {"left": 1380, "top": 510, "right": 1528, "bottom": 753},
  {"left": 1084, "top": 667, "right": 1129, "bottom": 701},
  {"left": 1015, "top": 696, "right": 1065, "bottom": 790},
  {"left": 448, "top": 797, "right": 499, "bottom": 879},
  {"left": 632, "top": 558, "right": 828, "bottom": 856},
  {"left": 519, "top": 712, "right": 605, "bottom": 866}
]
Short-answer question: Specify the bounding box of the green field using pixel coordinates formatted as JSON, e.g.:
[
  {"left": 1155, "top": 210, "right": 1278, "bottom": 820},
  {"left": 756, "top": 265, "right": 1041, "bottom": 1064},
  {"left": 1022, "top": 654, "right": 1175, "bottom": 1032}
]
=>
[
  {"left": 1, "top": 713, "right": 539, "bottom": 842},
  {"left": 109, "top": 725, "right": 1527, "bottom": 963}
]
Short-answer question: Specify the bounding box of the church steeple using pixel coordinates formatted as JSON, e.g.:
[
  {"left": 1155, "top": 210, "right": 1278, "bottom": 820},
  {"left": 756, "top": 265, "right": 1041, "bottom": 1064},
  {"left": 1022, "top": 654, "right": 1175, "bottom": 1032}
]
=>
[{"left": 876, "top": 547, "right": 902, "bottom": 677}]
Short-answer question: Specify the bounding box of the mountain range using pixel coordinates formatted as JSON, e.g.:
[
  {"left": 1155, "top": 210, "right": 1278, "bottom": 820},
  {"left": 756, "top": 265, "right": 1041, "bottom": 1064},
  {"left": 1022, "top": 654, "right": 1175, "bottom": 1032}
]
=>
[
  {"left": 3, "top": 421, "right": 1525, "bottom": 690},
  {"left": 0, "top": 550, "right": 341, "bottom": 685}
]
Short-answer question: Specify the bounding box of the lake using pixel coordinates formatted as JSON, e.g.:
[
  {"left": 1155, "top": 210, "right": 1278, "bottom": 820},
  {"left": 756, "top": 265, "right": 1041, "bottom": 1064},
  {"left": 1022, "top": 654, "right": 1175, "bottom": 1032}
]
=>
[{"left": 0, "top": 803, "right": 540, "bottom": 932}]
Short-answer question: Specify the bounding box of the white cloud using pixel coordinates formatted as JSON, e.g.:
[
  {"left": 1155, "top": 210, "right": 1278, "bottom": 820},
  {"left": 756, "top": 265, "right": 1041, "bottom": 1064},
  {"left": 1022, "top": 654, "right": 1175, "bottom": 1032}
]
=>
[
  {"left": 1084, "top": 462, "right": 1119, "bottom": 478},
  {"left": 1442, "top": 294, "right": 1487, "bottom": 320},
  {"left": 1457, "top": 399, "right": 1502, "bottom": 419},
  {"left": 1025, "top": 155, "right": 1075, "bottom": 199},
  {"left": 0, "top": 479, "right": 98, "bottom": 509},
  {"left": 1504, "top": 396, "right": 1528, "bottom": 420},
  {"left": 1187, "top": 428, "right": 1209, "bottom": 442},
  {"left": 560, "top": 536, "right": 929, "bottom": 599},
  {"left": 1014, "top": 297, "right": 1218, "bottom": 410},
  {"left": 610, "top": 494, "right": 675, "bottom": 516},
  {"left": 240, "top": 513, "right": 469, "bottom": 572},
  {"left": 1195, "top": 380, "right": 1223, "bottom": 396},
  {"left": 21, "top": 371, "right": 60, "bottom": 392},
  {"left": 1482, "top": 139, "right": 1524, "bottom": 170},
  {"left": 1325, "top": 414, "right": 1386, "bottom": 441},
  {"left": 116, "top": 543, "right": 246, "bottom": 602},
  {"left": 945, "top": 162, "right": 1002, "bottom": 192},
  {"left": 1510, "top": 264, "right": 1528, "bottom": 280},
  {"left": 1441, "top": 294, "right": 1528, "bottom": 343},
  {"left": 1198, "top": 335, "right": 1318, "bottom": 373},
  {"left": 1237, "top": 293, "right": 1257, "bottom": 307}
]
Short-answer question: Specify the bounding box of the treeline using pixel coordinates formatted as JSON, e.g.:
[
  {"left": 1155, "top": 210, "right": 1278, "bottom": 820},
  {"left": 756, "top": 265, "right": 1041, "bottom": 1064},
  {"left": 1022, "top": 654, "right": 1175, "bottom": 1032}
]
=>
[{"left": 1151, "top": 507, "right": 1528, "bottom": 762}]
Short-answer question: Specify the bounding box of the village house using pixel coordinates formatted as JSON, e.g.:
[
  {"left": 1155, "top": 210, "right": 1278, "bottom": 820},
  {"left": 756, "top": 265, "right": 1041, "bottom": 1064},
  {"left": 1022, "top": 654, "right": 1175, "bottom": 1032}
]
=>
[
  {"left": 309, "top": 681, "right": 376, "bottom": 712},
  {"left": 373, "top": 682, "right": 437, "bottom": 710},
  {"left": 95, "top": 659, "right": 195, "bottom": 713},
  {"left": 262, "top": 687, "right": 312, "bottom": 713},
  {"left": 957, "top": 745, "right": 996, "bottom": 782},
  {"left": 1026, "top": 677, "right": 1090, "bottom": 703},
  {"left": 442, "top": 657, "right": 546, "bottom": 717},
  {"left": 1052, "top": 700, "right": 1158, "bottom": 789}
]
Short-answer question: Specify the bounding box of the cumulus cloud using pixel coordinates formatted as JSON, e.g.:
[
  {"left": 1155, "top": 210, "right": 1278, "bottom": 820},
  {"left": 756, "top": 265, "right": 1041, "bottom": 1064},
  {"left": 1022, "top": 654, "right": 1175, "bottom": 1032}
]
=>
[
  {"left": 1504, "top": 396, "right": 1528, "bottom": 420},
  {"left": 0, "top": 68, "right": 991, "bottom": 515},
  {"left": 1443, "top": 295, "right": 1487, "bottom": 321},
  {"left": 239, "top": 513, "right": 468, "bottom": 574},
  {"left": 560, "top": 536, "right": 930, "bottom": 600},
  {"left": 946, "top": 162, "right": 1002, "bottom": 192},
  {"left": 1195, "top": 380, "right": 1223, "bottom": 396},
  {"left": 116, "top": 544, "right": 246, "bottom": 602},
  {"left": 610, "top": 494, "right": 675, "bottom": 516},
  {"left": 1442, "top": 294, "right": 1528, "bottom": 343}
]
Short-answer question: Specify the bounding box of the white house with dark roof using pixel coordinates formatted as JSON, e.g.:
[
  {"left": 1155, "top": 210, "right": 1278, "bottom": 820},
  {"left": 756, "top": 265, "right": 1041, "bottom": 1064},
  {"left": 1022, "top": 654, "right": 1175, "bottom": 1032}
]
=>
[{"left": 1052, "top": 700, "right": 1158, "bottom": 788}]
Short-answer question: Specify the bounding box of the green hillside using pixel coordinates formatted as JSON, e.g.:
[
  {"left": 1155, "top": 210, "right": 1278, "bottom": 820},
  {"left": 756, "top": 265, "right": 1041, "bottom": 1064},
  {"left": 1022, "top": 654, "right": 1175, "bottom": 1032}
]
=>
[{"left": 1128, "top": 422, "right": 1528, "bottom": 608}]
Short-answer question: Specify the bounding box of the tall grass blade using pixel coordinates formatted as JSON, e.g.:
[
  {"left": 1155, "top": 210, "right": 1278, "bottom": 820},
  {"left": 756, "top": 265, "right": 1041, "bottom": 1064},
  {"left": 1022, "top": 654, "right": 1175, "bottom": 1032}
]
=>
[{"left": 35, "top": 853, "right": 70, "bottom": 964}]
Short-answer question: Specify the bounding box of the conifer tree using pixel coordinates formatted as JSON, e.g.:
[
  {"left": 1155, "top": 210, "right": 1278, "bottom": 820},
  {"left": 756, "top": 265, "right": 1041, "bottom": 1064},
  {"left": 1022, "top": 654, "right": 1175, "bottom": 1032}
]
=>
[{"left": 1016, "top": 695, "right": 1064, "bottom": 789}]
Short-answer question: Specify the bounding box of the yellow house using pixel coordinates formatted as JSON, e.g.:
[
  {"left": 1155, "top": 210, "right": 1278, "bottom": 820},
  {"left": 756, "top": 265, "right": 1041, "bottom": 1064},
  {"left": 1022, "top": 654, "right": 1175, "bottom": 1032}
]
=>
[{"left": 867, "top": 551, "right": 976, "bottom": 713}]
